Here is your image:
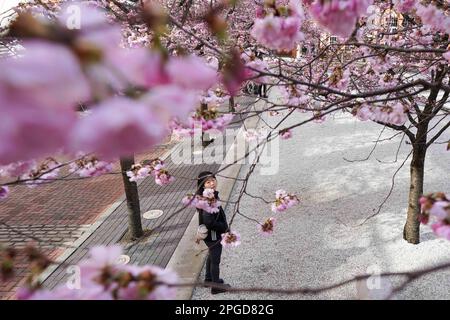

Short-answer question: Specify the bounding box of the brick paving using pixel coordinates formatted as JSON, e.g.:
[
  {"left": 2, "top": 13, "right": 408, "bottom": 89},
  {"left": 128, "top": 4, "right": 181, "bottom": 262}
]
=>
[{"left": 0, "top": 141, "right": 176, "bottom": 299}]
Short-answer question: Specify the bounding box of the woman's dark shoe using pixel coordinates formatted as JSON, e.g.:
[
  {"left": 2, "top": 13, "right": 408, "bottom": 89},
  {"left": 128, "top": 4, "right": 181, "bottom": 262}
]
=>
[
  {"left": 211, "top": 283, "right": 231, "bottom": 295},
  {"left": 204, "top": 278, "right": 224, "bottom": 284}
]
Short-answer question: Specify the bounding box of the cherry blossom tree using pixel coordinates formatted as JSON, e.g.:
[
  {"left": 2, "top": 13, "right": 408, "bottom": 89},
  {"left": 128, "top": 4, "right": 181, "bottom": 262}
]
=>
[{"left": 0, "top": 0, "right": 449, "bottom": 299}]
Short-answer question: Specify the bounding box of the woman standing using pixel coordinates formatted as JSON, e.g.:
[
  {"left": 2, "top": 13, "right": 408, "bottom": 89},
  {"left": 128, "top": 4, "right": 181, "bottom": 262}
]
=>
[{"left": 197, "top": 171, "right": 231, "bottom": 294}]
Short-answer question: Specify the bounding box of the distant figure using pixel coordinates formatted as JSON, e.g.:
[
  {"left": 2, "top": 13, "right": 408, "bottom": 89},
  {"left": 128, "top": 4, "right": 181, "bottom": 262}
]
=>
[{"left": 255, "top": 49, "right": 268, "bottom": 98}]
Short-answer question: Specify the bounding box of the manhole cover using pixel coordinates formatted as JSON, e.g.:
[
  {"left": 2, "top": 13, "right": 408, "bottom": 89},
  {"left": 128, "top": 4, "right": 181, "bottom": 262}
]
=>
[
  {"left": 116, "top": 255, "right": 130, "bottom": 265},
  {"left": 143, "top": 210, "right": 164, "bottom": 220}
]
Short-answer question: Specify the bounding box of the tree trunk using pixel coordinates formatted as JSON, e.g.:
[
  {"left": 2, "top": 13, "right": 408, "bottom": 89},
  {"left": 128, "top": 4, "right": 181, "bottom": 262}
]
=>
[
  {"left": 201, "top": 103, "right": 213, "bottom": 147},
  {"left": 229, "top": 96, "right": 235, "bottom": 112},
  {"left": 120, "top": 156, "right": 143, "bottom": 239},
  {"left": 403, "top": 147, "right": 426, "bottom": 244}
]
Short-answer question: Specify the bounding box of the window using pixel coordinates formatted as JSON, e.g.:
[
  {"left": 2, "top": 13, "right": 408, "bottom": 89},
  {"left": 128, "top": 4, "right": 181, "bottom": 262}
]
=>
[
  {"left": 388, "top": 16, "right": 398, "bottom": 27},
  {"left": 330, "top": 36, "right": 338, "bottom": 44}
]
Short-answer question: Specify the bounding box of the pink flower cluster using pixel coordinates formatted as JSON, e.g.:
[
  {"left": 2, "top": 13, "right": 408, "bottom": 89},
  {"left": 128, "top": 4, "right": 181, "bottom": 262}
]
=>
[
  {"left": 443, "top": 52, "right": 450, "bottom": 63},
  {"left": 221, "top": 231, "right": 241, "bottom": 248},
  {"left": 328, "top": 67, "right": 351, "bottom": 91},
  {"left": 182, "top": 188, "right": 220, "bottom": 213},
  {"left": 170, "top": 112, "right": 234, "bottom": 138},
  {"left": 244, "top": 128, "right": 267, "bottom": 142},
  {"left": 271, "top": 189, "right": 300, "bottom": 213},
  {"left": 166, "top": 55, "right": 218, "bottom": 91},
  {"left": 200, "top": 90, "right": 229, "bottom": 108},
  {"left": 69, "top": 154, "right": 113, "bottom": 178},
  {"left": 416, "top": 3, "right": 450, "bottom": 35},
  {"left": 0, "top": 41, "right": 88, "bottom": 165},
  {"left": 258, "top": 217, "right": 276, "bottom": 236},
  {"left": 0, "top": 186, "right": 9, "bottom": 200},
  {"left": 280, "top": 129, "right": 293, "bottom": 140},
  {"left": 393, "top": 0, "right": 416, "bottom": 13},
  {"left": 283, "top": 86, "right": 311, "bottom": 108},
  {"left": 18, "top": 245, "right": 177, "bottom": 300},
  {"left": 308, "top": 0, "right": 373, "bottom": 38},
  {"left": 0, "top": 160, "right": 37, "bottom": 178},
  {"left": 251, "top": 15, "right": 304, "bottom": 51},
  {"left": 241, "top": 53, "right": 271, "bottom": 84},
  {"left": 419, "top": 193, "right": 450, "bottom": 241},
  {"left": 355, "top": 102, "right": 407, "bottom": 126},
  {"left": 0, "top": 2, "right": 218, "bottom": 168},
  {"left": 19, "top": 158, "right": 60, "bottom": 188},
  {"left": 126, "top": 159, "right": 174, "bottom": 186}
]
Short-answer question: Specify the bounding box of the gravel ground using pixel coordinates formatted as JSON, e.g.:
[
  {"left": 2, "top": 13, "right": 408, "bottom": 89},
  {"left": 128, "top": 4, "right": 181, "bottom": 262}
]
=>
[{"left": 192, "top": 88, "right": 450, "bottom": 300}]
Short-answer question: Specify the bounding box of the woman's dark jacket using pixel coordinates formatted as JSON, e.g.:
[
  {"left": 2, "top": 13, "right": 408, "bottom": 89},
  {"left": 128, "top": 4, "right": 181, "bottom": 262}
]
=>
[{"left": 198, "top": 191, "right": 228, "bottom": 242}]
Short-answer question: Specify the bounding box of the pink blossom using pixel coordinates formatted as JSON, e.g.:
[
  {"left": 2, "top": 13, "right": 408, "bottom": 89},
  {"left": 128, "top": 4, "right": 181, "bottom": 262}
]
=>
[
  {"left": 182, "top": 194, "right": 196, "bottom": 206},
  {"left": 126, "top": 164, "right": 151, "bottom": 182},
  {"left": 313, "top": 111, "right": 326, "bottom": 123},
  {"left": 444, "top": 52, "right": 450, "bottom": 63},
  {"left": 244, "top": 129, "right": 266, "bottom": 142},
  {"left": 20, "top": 158, "right": 60, "bottom": 188},
  {"left": 272, "top": 189, "right": 299, "bottom": 213},
  {"left": 107, "top": 48, "right": 169, "bottom": 89},
  {"left": 289, "top": 0, "right": 305, "bottom": 18},
  {"left": 416, "top": 3, "right": 450, "bottom": 34},
  {"left": 332, "top": 69, "right": 351, "bottom": 90},
  {"left": 70, "top": 97, "right": 168, "bottom": 159},
  {"left": 142, "top": 85, "right": 198, "bottom": 122},
  {"left": 70, "top": 154, "right": 113, "bottom": 178},
  {"left": 0, "top": 160, "right": 37, "bottom": 178},
  {"left": 166, "top": 55, "right": 218, "bottom": 91},
  {"left": 19, "top": 244, "right": 178, "bottom": 300},
  {"left": 200, "top": 90, "right": 228, "bottom": 107},
  {"left": 154, "top": 171, "right": 175, "bottom": 186},
  {"left": 309, "top": 0, "right": 373, "bottom": 38},
  {"left": 354, "top": 103, "right": 407, "bottom": 126},
  {"left": 76, "top": 161, "right": 113, "bottom": 178},
  {"left": 245, "top": 59, "right": 270, "bottom": 84},
  {"left": 182, "top": 193, "right": 220, "bottom": 213},
  {"left": 0, "top": 186, "right": 9, "bottom": 200},
  {"left": 431, "top": 222, "right": 450, "bottom": 241},
  {"left": 258, "top": 217, "right": 276, "bottom": 236},
  {"left": 207, "top": 114, "right": 234, "bottom": 133},
  {"left": 221, "top": 231, "right": 241, "bottom": 248},
  {"left": 58, "top": 1, "right": 122, "bottom": 53},
  {"left": 388, "top": 104, "right": 407, "bottom": 126},
  {"left": 356, "top": 104, "right": 372, "bottom": 121},
  {"left": 429, "top": 201, "right": 450, "bottom": 220},
  {"left": 77, "top": 245, "right": 123, "bottom": 287},
  {"left": 120, "top": 265, "right": 177, "bottom": 300},
  {"left": 393, "top": 0, "right": 416, "bottom": 13},
  {"left": 171, "top": 112, "right": 233, "bottom": 137},
  {"left": 221, "top": 50, "right": 248, "bottom": 96},
  {"left": 0, "top": 41, "right": 90, "bottom": 112},
  {"left": 202, "top": 200, "right": 220, "bottom": 214},
  {"left": 255, "top": 7, "right": 265, "bottom": 19},
  {"left": 251, "top": 15, "right": 304, "bottom": 51},
  {"left": 0, "top": 42, "right": 88, "bottom": 164},
  {"left": 203, "top": 188, "right": 216, "bottom": 199}
]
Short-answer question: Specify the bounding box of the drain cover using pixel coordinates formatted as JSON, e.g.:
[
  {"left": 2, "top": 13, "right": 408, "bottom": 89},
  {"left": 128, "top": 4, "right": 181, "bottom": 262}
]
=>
[
  {"left": 143, "top": 209, "right": 164, "bottom": 220},
  {"left": 116, "top": 255, "right": 130, "bottom": 265}
]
